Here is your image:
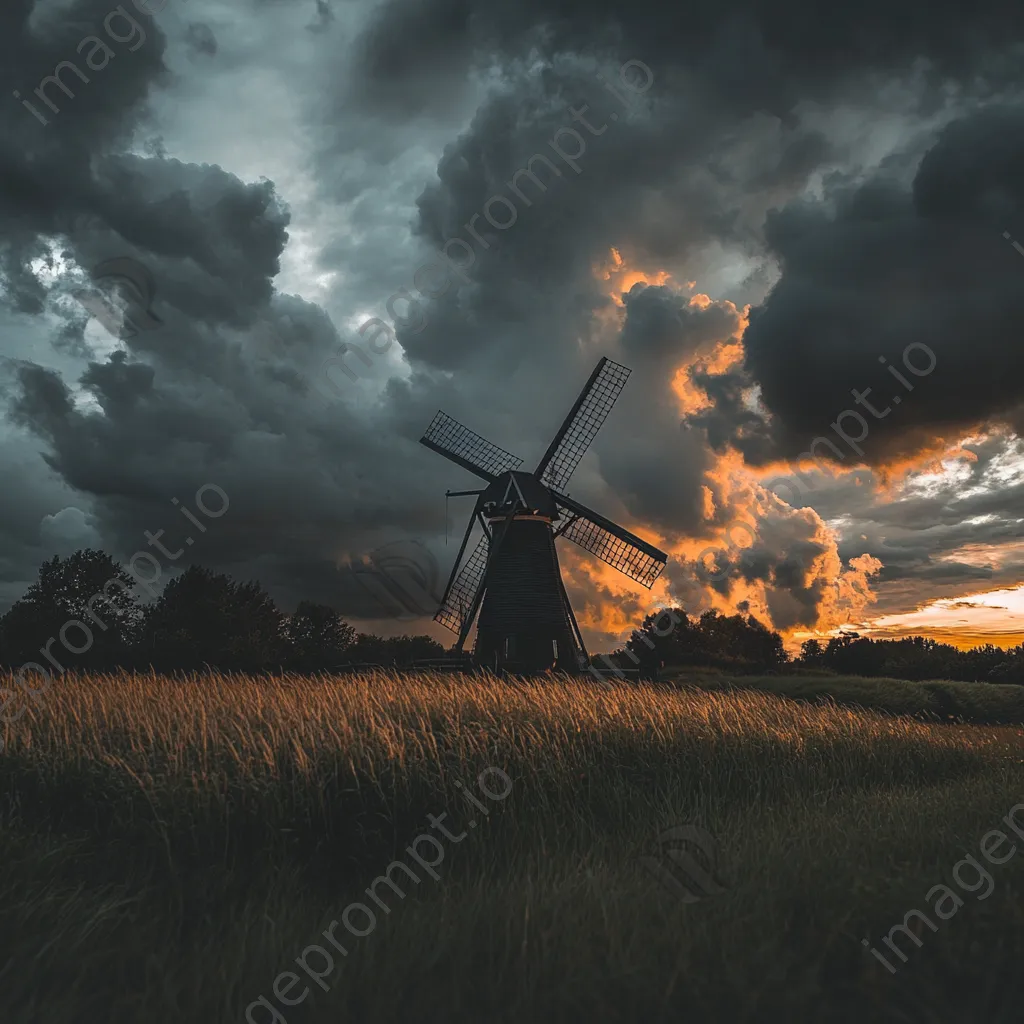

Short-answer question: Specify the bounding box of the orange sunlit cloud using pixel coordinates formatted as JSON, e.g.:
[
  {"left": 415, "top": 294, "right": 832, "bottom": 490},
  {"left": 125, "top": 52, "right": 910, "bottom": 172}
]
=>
[
  {"left": 869, "top": 437, "right": 981, "bottom": 493},
  {"left": 575, "top": 247, "right": 891, "bottom": 650},
  {"left": 670, "top": 332, "right": 747, "bottom": 415},
  {"left": 561, "top": 541, "right": 673, "bottom": 639},
  {"left": 568, "top": 439, "right": 886, "bottom": 649},
  {"left": 582, "top": 248, "right": 1024, "bottom": 652},
  {"left": 594, "top": 259, "right": 1024, "bottom": 652},
  {"left": 595, "top": 246, "right": 674, "bottom": 305},
  {"left": 665, "top": 289, "right": 749, "bottom": 416}
]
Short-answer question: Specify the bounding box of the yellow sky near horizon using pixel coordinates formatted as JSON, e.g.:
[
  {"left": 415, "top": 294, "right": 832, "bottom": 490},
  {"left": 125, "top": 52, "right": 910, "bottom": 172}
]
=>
[{"left": 860, "top": 583, "right": 1024, "bottom": 650}]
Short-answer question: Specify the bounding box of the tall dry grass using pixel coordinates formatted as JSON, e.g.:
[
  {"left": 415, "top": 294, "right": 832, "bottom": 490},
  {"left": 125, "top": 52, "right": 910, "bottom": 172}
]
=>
[{"left": 1, "top": 669, "right": 1021, "bottom": 1023}]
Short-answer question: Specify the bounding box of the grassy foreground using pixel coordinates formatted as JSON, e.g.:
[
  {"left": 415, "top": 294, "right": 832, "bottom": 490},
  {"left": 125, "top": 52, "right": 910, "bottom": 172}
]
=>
[{"left": 1, "top": 669, "right": 1022, "bottom": 1024}]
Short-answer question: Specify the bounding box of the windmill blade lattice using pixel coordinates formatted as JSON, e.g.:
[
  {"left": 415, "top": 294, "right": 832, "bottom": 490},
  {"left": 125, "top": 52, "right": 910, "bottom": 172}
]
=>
[
  {"left": 435, "top": 533, "right": 490, "bottom": 633},
  {"left": 537, "top": 358, "right": 631, "bottom": 491},
  {"left": 557, "top": 505, "right": 666, "bottom": 588},
  {"left": 421, "top": 411, "right": 523, "bottom": 481}
]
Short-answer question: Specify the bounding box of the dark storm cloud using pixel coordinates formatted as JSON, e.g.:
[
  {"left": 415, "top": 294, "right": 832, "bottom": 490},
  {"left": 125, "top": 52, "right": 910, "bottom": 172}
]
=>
[
  {"left": 307, "top": 1, "right": 334, "bottom": 36},
  {"left": 587, "top": 402, "right": 710, "bottom": 541},
  {"left": 2, "top": 5, "right": 285, "bottom": 310},
  {"left": 697, "top": 102, "right": 1024, "bottom": 472},
  {"left": 353, "top": 0, "right": 1024, "bottom": 119},
  {"left": 370, "top": 44, "right": 826, "bottom": 560},
  {"left": 1, "top": 0, "right": 168, "bottom": 314},
  {"left": 0, "top": 2, "right": 450, "bottom": 619},
  {"left": 396, "top": 54, "right": 828, "bottom": 367},
  {"left": 619, "top": 284, "right": 739, "bottom": 362},
  {"left": 732, "top": 510, "right": 832, "bottom": 631},
  {"left": 5, "top": 342, "right": 453, "bottom": 620},
  {"left": 346, "top": 0, "right": 477, "bottom": 118},
  {"left": 2, "top": 225, "right": 457, "bottom": 620},
  {"left": 184, "top": 23, "right": 217, "bottom": 56},
  {"left": 593, "top": 284, "right": 745, "bottom": 537},
  {"left": 689, "top": 367, "right": 777, "bottom": 465},
  {"left": 398, "top": 62, "right": 671, "bottom": 371},
  {"left": 346, "top": 51, "right": 741, "bottom": 560},
  {"left": 351, "top": 0, "right": 1024, "bottom": 471},
  {"left": 661, "top": 498, "right": 841, "bottom": 631},
  {"left": 0, "top": 438, "right": 97, "bottom": 593},
  {"left": 353, "top": 0, "right": 1024, "bottom": 534}
]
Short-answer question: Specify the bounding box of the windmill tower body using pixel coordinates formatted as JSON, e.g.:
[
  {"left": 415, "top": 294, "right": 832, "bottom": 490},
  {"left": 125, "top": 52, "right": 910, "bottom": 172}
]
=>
[
  {"left": 473, "top": 472, "right": 581, "bottom": 671},
  {"left": 419, "top": 358, "right": 668, "bottom": 674}
]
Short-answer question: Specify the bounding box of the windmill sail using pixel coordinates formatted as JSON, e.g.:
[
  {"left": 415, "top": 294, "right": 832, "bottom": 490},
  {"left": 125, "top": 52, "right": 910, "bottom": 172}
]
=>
[
  {"left": 535, "top": 357, "right": 631, "bottom": 491},
  {"left": 555, "top": 493, "right": 667, "bottom": 588},
  {"left": 435, "top": 534, "right": 490, "bottom": 634},
  {"left": 421, "top": 411, "right": 523, "bottom": 482}
]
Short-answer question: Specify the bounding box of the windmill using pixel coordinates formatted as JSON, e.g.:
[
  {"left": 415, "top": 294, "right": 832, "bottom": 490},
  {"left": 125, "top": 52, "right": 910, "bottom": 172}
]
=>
[{"left": 419, "top": 357, "right": 668, "bottom": 672}]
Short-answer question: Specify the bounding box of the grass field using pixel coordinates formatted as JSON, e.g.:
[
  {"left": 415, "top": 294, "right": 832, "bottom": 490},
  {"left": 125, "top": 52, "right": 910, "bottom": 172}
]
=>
[
  {"left": 1, "top": 669, "right": 1022, "bottom": 1023},
  {"left": 667, "top": 669, "right": 1024, "bottom": 725}
]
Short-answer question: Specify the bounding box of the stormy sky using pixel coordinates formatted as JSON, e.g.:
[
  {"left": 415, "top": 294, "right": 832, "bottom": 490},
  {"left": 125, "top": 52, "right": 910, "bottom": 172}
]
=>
[{"left": 2, "top": 0, "right": 1024, "bottom": 650}]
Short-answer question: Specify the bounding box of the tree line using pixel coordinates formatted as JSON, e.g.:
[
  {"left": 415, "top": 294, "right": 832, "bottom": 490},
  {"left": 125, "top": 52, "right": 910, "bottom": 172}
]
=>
[
  {"left": 3, "top": 548, "right": 1021, "bottom": 685},
  {"left": 607, "top": 610, "right": 1024, "bottom": 684},
  {"left": 0, "top": 549, "right": 444, "bottom": 674},
  {"left": 798, "top": 633, "right": 1024, "bottom": 684}
]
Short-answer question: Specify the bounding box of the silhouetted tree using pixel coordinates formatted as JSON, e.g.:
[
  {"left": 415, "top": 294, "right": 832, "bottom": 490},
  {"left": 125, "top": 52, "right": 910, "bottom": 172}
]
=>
[
  {"left": 6, "top": 547, "right": 1022, "bottom": 684},
  {"left": 617, "top": 607, "right": 787, "bottom": 674},
  {"left": 990, "top": 652, "right": 1024, "bottom": 684},
  {"left": 393, "top": 634, "right": 446, "bottom": 664},
  {"left": 800, "top": 639, "right": 824, "bottom": 665},
  {"left": 740, "top": 615, "right": 788, "bottom": 669},
  {"left": 623, "top": 608, "right": 690, "bottom": 672},
  {"left": 140, "top": 566, "right": 285, "bottom": 670},
  {"left": 286, "top": 601, "right": 356, "bottom": 669},
  {"left": 0, "top": 549, "right": 140, "bottom": 670}
]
